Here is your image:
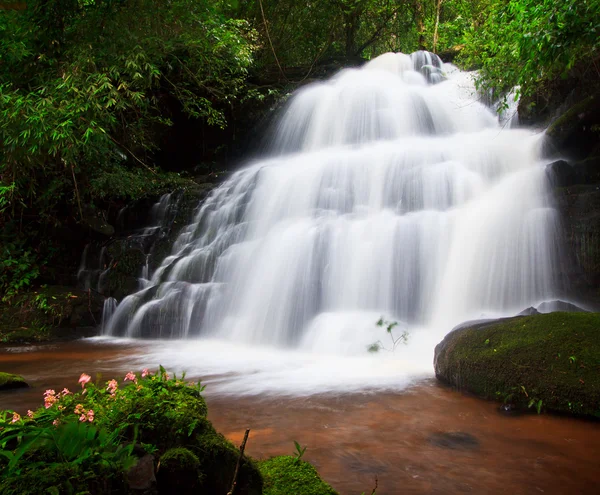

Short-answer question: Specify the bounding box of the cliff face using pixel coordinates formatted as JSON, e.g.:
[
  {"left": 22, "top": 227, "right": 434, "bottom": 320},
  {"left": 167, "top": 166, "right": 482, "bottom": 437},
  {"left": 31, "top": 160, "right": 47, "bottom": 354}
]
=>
[{"left": 525, "top": 78, "right": 600, "bottom": 308}]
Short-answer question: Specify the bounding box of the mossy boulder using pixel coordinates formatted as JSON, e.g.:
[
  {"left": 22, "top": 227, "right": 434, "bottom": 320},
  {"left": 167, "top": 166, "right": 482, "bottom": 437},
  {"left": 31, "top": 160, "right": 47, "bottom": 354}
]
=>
[
  {"left": 434, "top": 312, "right": 600, "bottom": 417},
  {"left": 0, "top": 461, "right": 127, "bottom": 495},
  {"left": 191, "top": 419, "right": 263, "bottom": 495},
  {"left": 0, "top": 372, "right": 28, "bottom": 391},
  {"left": 259, "top": 456, "right": 338, "bottom": 495},
  {"left": 156, "top": 448, "right": 203, "bottom": 494}
]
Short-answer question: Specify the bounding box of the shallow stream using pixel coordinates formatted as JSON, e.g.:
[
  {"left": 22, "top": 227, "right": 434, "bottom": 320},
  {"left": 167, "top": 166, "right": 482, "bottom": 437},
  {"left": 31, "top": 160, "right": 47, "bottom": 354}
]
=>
[{"left": 2, "top": 340, "right": 599, "bottom": 494}]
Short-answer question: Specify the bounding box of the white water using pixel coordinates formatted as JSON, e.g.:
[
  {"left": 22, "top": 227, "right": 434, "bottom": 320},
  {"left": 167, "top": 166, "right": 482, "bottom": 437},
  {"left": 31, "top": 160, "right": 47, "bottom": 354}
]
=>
[{"left": 102, "top": 52, "right": 562, "bottom": 395}]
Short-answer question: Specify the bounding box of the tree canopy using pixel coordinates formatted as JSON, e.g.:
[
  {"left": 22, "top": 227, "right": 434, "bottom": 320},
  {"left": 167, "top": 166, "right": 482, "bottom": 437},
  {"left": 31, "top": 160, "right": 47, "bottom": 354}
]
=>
[{"left": 1, "top": 0, "right": 598, "bottom": 297}]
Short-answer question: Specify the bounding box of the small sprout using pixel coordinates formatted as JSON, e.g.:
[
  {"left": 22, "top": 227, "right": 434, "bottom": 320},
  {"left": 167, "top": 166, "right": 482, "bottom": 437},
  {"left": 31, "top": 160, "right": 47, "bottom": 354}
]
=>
[
  {"left": 484, "top": 339, "right": 490, "bottom": 346},
  {"left": 293, "top": 440, "right": 307, "bottom": 461}
]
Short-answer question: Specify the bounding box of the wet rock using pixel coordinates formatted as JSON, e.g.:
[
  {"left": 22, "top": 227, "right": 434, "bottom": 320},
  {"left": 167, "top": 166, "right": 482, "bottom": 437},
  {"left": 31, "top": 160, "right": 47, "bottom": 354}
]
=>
[
  {"left": 536, "top": 300, "right": 588, "bottom": 313},
  {"left": 0, "top": 372, "right": 28, "bottom": 391},
  {"left": 434, "top": 312, "right": 600, "bottom": 418},
  {"left": 517, "top": 307, "right": 540, "bottom": 316},
  {"left": 428, "top": 432, "right": 479, "bottom": 451},
  {"left": 127, "top": 454, "right": 157, "bottom": 494},
  {"left": 546, "top": 160, "right": 574, "bottom": 187}
]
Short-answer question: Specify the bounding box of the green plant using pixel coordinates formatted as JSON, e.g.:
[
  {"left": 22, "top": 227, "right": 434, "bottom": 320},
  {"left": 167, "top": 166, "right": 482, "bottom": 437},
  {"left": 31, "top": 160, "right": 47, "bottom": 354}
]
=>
[
  {"left": 368, "top": 318, "right": 410, "bottom": 353},
  {"left": 292, "top": 440, "right": 307, "bottom": 462}
]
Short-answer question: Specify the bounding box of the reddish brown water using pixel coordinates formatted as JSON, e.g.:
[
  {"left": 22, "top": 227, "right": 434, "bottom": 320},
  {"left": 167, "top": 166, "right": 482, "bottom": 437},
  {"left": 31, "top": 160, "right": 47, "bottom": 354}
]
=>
[{"left": 2, "top": 340, "right": 600, "bottom": 494}]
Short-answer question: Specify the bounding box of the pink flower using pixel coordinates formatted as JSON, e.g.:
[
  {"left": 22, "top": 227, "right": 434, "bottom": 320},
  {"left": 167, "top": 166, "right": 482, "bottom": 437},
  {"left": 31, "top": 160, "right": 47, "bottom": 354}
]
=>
[
  {"left": 124, "top": 372, "right": 137, "bottom": 383},
  {"left": 141, "top": 368, "right": 151, "bottom": 378},
  {"left": 60, "top": 388, "right": 72, "bottom": 396},
  {"left": 79, "top": 373, "right": 91, "bottom": 388},
  {"left": 43, "top": 389, "right": 56, "bottom": 398},
  {"left": 106, "top": 379, "right": 118, "bottom": 395},
  {"left": 87, "top": 409, "right": 94, "bottom": 422},
  {"left": 11, "top": 412, "right": 20, "bottom": 423},
  {"left": 79, "top": 414, "right": 86, "bottom": 422},
  {"left": 44, "top": 395, "right": 58, "bottom": 409},
  {"left": 53, "top": 419, "right": 60, "bottom": 426},
  {"left": 27, "top": 410, "right": 34, "bottom": 418},
  {"left": 74, "top": 404, "right": 85, "bottom": 415}
]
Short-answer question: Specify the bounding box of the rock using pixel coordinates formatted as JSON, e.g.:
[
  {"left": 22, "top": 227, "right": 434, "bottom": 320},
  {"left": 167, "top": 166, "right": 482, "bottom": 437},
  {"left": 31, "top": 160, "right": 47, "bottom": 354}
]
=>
[
  {"left": 0, "top": 372, "right": 28, "bottom": 390},
  {"left": 536, "top": 300, "right": 588, "bottom": 313},
  {"left": 258, "top": 456, "right": 338, "bottom": 495},
  {"left": 127, "top": 454, "right": 157, "bottom": 494},
  {"left": 546, "top": 159, "right": 574, "bottom": 187},
  {"left": 428, "top": 432, "right": 479, "bottom": 450},
  {"left": 517, "top": 307, "right": 540, "bottom": 316},
  {"left": 434, "top": 312, "right": 600, "bottom": 418},
  {"left": 545, "top": 94, "right": 600, "bottom": 161},
  {"left": 82, "top": 205, "right": 115, "bottom": 237},
  {"left": 156, "top": 448, "right": 202, "bottom": 494}
]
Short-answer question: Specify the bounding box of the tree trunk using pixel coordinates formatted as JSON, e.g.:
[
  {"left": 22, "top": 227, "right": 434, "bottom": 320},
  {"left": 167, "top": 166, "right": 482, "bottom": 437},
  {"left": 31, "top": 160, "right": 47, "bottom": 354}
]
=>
[
  {"left": 414, "top": 0, "right": 426, "bottom": 50},
  {"left": 433, "top": 0, "right": 444, "bottom": 53}
]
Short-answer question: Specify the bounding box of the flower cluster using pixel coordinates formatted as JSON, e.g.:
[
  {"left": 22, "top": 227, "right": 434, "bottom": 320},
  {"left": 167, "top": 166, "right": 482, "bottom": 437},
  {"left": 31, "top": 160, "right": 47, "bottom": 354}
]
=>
[
  {"left": 124, "top": 372, "right": 137, "bottom": 384},
  {"left": 106, "top": 379, "right": 118, "bottom": 396},
  {"left": 74, "top": 403, "right": 95, "bottom": 422},
  {"left": 43, "top": 388, "right": 71, "bottom": 409}
]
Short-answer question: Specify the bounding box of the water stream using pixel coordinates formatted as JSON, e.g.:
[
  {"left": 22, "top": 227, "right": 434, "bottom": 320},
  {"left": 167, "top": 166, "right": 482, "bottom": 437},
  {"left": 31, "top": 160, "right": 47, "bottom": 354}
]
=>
[{"left": 2, "top": 341, "right": 599, "bottom": 495}]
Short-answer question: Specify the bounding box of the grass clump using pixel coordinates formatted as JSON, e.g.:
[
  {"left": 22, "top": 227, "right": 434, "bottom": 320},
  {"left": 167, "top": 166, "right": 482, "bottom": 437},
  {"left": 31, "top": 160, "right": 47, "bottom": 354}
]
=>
[
  {"left": 259, "top": 456, "right": 338, "bottom": 495},
  {"left": 434, "top": 312, "right": 600, "bottom": 417}
]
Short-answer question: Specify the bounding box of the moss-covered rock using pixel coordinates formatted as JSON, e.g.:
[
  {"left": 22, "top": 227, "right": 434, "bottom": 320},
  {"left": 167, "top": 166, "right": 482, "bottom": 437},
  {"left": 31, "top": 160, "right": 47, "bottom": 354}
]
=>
[
  {"left": 434, "top": 312, "right": 600, "bottom": 417},
  {"left": 191, "top": 419, "right": 263, "bottom": 495},
  {"left": 0, "top": 461, "right": 127, "bottom": 495},
  {"left": 259, "top": 456, "right": 338, "bottom": 495},
  {"left": 156, "top": 448, "right": 203, "bottom": 494},
  {"left": 0, "top": 372, "right": 28, "bottom": 391}
]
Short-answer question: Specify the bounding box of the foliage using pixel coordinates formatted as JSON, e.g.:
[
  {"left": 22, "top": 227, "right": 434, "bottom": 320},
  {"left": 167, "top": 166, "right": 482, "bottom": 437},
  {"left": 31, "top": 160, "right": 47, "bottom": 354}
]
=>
[
  {"left": 368, "top": 317, "right": 410, "bottom": 353},
  {"left": 0, "top": 1, "right": 257, "bottom": 289},
  {"left": 461, "top": 0, "right": 600, "bottom": 98},
  {"left": 0, "top": 366, "right": 210, "bottom": 494},
  {"left": 230, "top": 0, "right": 485, "bottom": 72},
  {"left": 0, "top": 241, "right": 40, "bottom": 301}
]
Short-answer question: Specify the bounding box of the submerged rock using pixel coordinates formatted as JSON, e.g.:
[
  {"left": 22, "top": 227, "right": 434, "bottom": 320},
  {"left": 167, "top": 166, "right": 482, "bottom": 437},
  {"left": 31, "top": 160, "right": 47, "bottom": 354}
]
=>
[
  {"left": 428, "top": 432, "right": 479, "bottom": 451},
  {"left": 0, "top": 372, "right": 28, "bottom": 391},
  {"left": 434, "top": 312, "right": 600, "bottom": 418}
]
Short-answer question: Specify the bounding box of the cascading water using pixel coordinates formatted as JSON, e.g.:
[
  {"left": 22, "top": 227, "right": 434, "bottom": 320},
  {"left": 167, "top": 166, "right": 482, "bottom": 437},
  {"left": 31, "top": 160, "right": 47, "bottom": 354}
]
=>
[{"left": 103, "top": 51, "right": 563, "bottom": 394}]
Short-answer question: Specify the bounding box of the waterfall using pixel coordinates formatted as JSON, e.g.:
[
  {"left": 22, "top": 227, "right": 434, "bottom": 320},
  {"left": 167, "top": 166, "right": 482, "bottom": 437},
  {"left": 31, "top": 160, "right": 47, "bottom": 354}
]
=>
[{"left": 103, "top": 52, "right": 563, "bottom": 391}]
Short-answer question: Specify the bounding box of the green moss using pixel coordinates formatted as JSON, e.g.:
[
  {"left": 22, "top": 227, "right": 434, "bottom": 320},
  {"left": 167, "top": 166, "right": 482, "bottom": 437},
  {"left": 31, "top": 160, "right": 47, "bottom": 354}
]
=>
[
  {"left": 546, "top": 95, "right": 596, "bottom": 141},
  {"left": 435, "top": 312, "right": 600, "bottom": 417},
  {"left": 259, "top": 456, "right": 338, "bottom": 495},
  {"left": 191, "top": 420, "right": 263, "bottom": 495},
  {"left": 0, "top": 372, "right": 28, "bottom": 390},
  {"left": 0, "top": 462, "right": 126, "bottom": 495},
  {"left": 157, "top": 448, "right": 203, "bottom": 494}
]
